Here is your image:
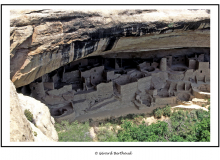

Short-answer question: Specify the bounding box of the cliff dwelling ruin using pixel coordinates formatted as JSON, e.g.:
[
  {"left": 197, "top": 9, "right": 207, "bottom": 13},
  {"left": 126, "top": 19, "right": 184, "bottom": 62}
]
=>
[
  {"left": 16, "top": 48, "right": 210, "bottom": 123},
  {"left": 10, "top": 9, "right": 210, "bottom": 123}
]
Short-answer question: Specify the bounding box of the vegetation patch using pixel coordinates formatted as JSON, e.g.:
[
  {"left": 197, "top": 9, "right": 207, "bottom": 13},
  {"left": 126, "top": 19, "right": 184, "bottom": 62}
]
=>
[
  {"left": 55, "top": 120, "right": 92, "bottom": 142},
  {"left": 163, "top": 105, "right": 172, "bottom": 117},
  {"left": 153, "top": 107, "right": 163, "bottom": 118},
  {"left": 33, "top": 131, "right": 37, "bottom": 137},
  {"left": 95, "top": 123, "right": 118, "bottom": 142},
  {"left": 24, "top": 109, "right": 33, "bottom": 122},
  {"left": 117, "top": 108, "right": 210, "bottom": 142},
  {"left": 56, "top": 105, "right": 210, "bottom": 142},
  {"left": 153, "top": 105, "right": 172, "bottom": 118}
]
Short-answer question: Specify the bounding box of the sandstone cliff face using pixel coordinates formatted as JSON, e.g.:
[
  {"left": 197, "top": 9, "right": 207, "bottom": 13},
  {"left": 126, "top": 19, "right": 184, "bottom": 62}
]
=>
[
  {"left": 10, "top": 9, "right": 210, "bottom": 87},
  {"left": 10, "top": 80, "right": 58, "bottom": 142},
  {"left": 10, "top": 80, "right": 34, "bottom": 142}
]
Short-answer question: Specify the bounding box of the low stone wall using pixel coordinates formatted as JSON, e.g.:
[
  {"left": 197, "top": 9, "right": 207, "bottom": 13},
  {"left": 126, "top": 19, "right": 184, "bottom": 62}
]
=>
[
  {"left": 47, "top": 85, "right": 72, "bottom": 96},
  {"left": 154, "top": 96, "right": 176, "bottom": 105},
  {"left": 192, "top": 88, "right": 210, "bottom": 99}
]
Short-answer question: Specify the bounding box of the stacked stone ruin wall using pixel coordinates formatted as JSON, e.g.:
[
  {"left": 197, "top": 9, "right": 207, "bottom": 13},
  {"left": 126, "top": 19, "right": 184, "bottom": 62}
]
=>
[
  {"left": 62, "top": 70, "right": 80, "bottom": 83},
  {"left": 137, "top": 76, "right": 152, "bottom": 92},
  {"left": 21, "top": 52, "right": 210, "bottom": 123}
]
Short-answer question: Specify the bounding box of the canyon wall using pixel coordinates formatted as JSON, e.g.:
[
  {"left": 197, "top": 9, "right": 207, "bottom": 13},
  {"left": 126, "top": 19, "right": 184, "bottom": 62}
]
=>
[{"left": 10, "top": 9, "right": 210, "bottom": 88}]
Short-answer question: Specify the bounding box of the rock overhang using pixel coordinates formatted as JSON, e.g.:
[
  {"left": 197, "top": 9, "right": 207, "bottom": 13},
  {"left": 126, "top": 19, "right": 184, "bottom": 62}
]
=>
[{"left": 10, "top": 9, "right": 210, "bottom": 88}]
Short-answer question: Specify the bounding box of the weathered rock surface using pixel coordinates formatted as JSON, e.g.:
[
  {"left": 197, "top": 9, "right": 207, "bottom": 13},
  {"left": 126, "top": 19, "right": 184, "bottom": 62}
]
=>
[
  {"left": 10, "top": 80, "right": 34, "bottom": 142},
  {"left": 18, "top": 93, "right": 59, "bottom": 141},
  {"left": 29, "top": 122, "right": 57, "bottom": 142},
  {"left": 10, "top": 9, "right": 210, "bottom": 87},
  {"left": 10, "top": 80, "right": 58, "bottom": 142}
]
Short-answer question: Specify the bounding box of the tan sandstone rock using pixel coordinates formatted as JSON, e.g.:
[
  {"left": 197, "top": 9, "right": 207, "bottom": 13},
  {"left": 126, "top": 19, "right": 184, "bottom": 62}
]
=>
[
  {"left": 18, "top": 93, "right": 59, "bottom": 141},
  {"left": 10, "top": 80, "right": 58, "bottom": 142},
  {"left": 10, "top": 9, "right": 210, "bottom": 88},
  {"left": 10, "top": 80, "right": 34, "bottom": 142},
  {"left": 29, "top": 122, "right": 57, "bottom": 142}
]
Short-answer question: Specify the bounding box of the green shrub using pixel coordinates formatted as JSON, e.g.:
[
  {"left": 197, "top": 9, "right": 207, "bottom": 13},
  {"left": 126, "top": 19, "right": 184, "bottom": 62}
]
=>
[
  {"left": 24, "top": 109, "right": 33, "bottom": 122},
  {"left": 196, "top": 109, "right": 209, "bottom": 121},
  {"left": 163, "top": 105, "right": 172, "bottom": 117},
  {"left": 96, "top": 123, "right": 118, "bottom": 142},
  {"left": 55, "top": 120, "right": 92, "bottom": 142},
  {"left": 153, "top": 108, "right": 163, "bottom": 118},
  {"left": 133, "top": 116, "right": 144, "bottom": 125},
  {"left": 33, "top": 131, "right": 37, "bottom": 137}
]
